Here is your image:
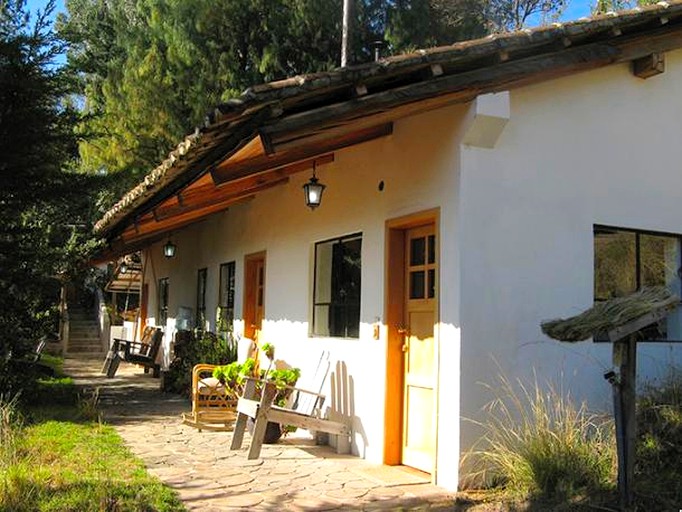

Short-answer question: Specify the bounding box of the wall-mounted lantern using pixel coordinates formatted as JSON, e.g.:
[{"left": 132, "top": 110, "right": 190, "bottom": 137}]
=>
[
  {"left": 163, "top": 238, "right": 177, "bottom": 258},
  {"left": 303, "top": 160, "right": 326, "bottom": 210}
]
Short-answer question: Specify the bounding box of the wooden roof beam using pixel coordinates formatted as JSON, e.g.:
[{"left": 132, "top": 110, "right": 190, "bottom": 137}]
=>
[
  {"left": 212, "top": 123, "right": 392, "bottom": 185},
  {"left": 154, "top": 177, "right": 290, "bottom": 221},
  {"left": 260, "top": 25, "right": 682, "bottom": 144},
  {"left": 122, "top": 196, "right": 255, "bottom": 245}
]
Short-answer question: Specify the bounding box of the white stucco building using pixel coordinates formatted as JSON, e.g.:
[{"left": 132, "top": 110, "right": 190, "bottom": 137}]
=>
[{"left": 95, "top": 3, "right": 682, "bottom": 490}]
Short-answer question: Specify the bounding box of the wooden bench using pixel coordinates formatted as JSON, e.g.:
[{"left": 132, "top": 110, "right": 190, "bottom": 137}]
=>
[{"left": 104, "top": 327, "right": 163, "bottom": 378}]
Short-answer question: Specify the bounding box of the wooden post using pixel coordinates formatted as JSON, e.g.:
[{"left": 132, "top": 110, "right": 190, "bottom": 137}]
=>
[
  {"left": 613, "top": 337, "right": 637, "bottom": 511},
  {"left": 230, "top": 378, "right": 257, "bottom": 451}
]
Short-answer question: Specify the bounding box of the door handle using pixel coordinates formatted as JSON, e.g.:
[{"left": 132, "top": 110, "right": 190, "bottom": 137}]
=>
[{"left": 397, "top": 325, "right": 409, "bottom": 335}]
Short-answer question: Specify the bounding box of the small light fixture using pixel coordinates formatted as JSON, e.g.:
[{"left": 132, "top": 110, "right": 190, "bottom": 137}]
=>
[
  {"left": 303, "top": 161, "right": 326, "bottom": 210},
  {"left": 163, "top": 238, "right": 176, "bottom": 258},
  {"left": 119, "top": 262, "right": 128, "bottom": 274}
]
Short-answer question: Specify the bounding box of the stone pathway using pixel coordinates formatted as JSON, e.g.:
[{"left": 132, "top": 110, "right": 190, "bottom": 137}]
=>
[{"left": 64, "top": 357, "right": 460, "bottom": 511}]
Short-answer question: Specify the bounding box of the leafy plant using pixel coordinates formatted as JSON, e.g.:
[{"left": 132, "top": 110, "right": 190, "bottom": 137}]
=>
[
  {"left": 265, "top": 367, "right": 301, "bottom": 407},
  {"left": 211, "top": 359, "right": 256, "bottom": 399},
  {"left": 163, "top": 330, "right": 239, "bottom": 395},
  {"left": 463, "top": 373, "right": 615, "bottom": 501},
  {"left": 261, "top": 342, "right": 275, "bottom": 361}
]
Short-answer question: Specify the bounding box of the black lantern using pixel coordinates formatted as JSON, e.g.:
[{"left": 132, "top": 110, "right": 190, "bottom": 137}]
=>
[
  {"left": 303, "top": 161, "right": 326, "bottom": 210},
  {"left": 163, "top": 239, "right": 176, "bottom": 258},
  {"left": 119, "top": 261, "right": 128, "bottom": 274}
]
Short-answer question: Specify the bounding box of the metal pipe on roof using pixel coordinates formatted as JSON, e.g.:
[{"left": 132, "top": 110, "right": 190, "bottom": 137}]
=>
[{"left": 341, "top": 0, "right": 353, "bottom": 67}]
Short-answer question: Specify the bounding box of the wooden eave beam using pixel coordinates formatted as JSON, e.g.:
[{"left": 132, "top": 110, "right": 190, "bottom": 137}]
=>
[
  {"left": 121, "top": 196, "right": 255, "bottom": 246},
  {"left": 154, "top": 176, "right": 291, "bottom": 221},
  {"left": 211, "top": 123, "right": 392, "bottom": 185}
]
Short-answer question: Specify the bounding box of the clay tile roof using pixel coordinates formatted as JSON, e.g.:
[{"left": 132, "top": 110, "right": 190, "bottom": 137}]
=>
[{"left": 94, "top": 1, "right": 682, "bottom": 237}]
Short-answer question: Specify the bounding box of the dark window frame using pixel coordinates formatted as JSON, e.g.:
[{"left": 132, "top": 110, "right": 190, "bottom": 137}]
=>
[
  {"left": 312, "top": 233, "right": 362, "bottom": 338},
  {"left": 218, "top": 261, "right": 236, "bottom": 333},
  {"left": 157, "top": 277, "right": 169, "bottom": 328},
  {"left": 196, "top": 268, "right": 207, "bottom": 330}
]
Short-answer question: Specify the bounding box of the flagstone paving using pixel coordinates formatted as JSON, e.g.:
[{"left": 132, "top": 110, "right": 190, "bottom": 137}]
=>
[{"left": 64, "top": 357, "right": 460, "bottom": 511}]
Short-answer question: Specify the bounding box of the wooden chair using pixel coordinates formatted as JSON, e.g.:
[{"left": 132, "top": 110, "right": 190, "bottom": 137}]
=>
[
  {"left": 230, "top": 351, "right": 351, "bottom": 459},
  {"left": 182, "top": 364, "right": 238, "bottom": 431},
  {"left": 104, "top": 327, "right": 163, "bottom": 378}
]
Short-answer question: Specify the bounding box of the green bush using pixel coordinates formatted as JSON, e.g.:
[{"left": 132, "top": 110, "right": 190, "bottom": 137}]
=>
[
  {"left": 163, "top": 330, "right": 238, "bottom": 395},
  {"left": 635, "top": 368, "right": 682, "bottom": 509},
  {"left": 464, "top": 374, "right": 616, "bottom": 501}
]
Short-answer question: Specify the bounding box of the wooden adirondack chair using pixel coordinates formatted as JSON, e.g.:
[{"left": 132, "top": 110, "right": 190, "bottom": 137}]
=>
[
  {"left": 230, "top": 351, "right": 351, "bottom": 459},
  {"left": 181, "top": 364, "right": 238, "bottom": 431}
]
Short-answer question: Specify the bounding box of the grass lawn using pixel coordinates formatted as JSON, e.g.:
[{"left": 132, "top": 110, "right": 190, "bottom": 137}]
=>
[{"left": 0, "top": 363, "right": 186, "bottom": 512}]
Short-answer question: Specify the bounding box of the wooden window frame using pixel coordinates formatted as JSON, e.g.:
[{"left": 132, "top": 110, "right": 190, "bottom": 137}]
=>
[{"left": 157, "top": 277, "right": 169, "bottom": 328}]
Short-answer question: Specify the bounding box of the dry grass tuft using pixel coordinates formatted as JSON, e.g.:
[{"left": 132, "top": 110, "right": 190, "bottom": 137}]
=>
[
  {"left": 462, "top": 373, "right": 616, "bottom": 501},
  {"left": 541, "top": 286, "right": 678, "bottom": 342}
]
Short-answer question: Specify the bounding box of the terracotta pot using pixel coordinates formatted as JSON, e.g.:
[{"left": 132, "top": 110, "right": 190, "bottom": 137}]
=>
[{"left": 246, "top": 418, "right": 282, "bottom": 444}]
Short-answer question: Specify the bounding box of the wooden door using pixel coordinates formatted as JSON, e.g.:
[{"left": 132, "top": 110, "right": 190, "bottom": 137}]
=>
[
  {"left": 401, "top": 225, "right": 437, "bottom": 473},
  {"left": 244, "top": 253, "right": 266, "bottom": 342}
]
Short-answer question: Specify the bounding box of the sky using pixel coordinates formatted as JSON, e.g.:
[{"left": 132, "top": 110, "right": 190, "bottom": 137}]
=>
[{"left": 28, "top": 0, "right": 594, "bottom": 28}]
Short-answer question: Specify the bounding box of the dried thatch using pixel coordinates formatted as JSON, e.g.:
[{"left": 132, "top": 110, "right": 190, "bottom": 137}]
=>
[{"left": 541, "top": 287, "right": 680, "bottom": 342}]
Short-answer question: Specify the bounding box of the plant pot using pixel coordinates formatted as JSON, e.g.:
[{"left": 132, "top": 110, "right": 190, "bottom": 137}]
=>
[{"left": 246, "top": 417, "right": 283, "bottom": 444}]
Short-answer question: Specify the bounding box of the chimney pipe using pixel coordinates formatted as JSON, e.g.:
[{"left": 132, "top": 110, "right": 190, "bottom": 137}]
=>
[{"left": 341, "top": 0, "right": 353, "bottom": 67}]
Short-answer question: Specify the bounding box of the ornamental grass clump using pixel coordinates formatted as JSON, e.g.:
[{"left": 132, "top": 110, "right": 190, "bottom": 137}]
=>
[
  {"left": 466, "top": 374, "right": 616, "bottom": 500},
  {"left": 0, "top": 395, "right": 22, "bottom": 467}
]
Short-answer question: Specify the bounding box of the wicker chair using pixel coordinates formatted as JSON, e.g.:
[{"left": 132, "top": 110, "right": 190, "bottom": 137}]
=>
[{"left": 181, "top": 364, "right": 239, "bottom": 431}]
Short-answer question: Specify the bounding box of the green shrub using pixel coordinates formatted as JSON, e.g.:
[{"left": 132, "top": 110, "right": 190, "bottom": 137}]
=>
[
  {"left": 464, "top": 374, "right": 616, "bottom": 501},
  {"left": 163, "top": 330, "right": 238, "bottom": 395},
  {"left": 635, "top": 367, "right": 682, "bottom": 509}
]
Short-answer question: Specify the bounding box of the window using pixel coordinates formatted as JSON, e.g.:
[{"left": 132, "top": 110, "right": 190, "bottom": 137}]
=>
[
  {"left": 218, "top": 261, "right": 236, "bottom": 333},
  {"left": 594, "top": 226, "right": 682, "bottom": 340},
  {"left": 157, "top": 278, "right": 169, "bottom": 328},
  {"left": 313, "top": 233, "right": 362, "bottom": 338},
  {"left": 196, "top": 268, "right": 207, "bottom": 330}
]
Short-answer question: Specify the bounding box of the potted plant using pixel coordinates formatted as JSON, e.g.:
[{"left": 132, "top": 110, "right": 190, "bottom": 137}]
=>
[{"left": 248, "top": 366, "right": 301, "bottom": 443}]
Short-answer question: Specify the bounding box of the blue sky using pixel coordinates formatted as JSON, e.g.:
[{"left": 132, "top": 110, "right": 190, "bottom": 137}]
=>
[{"left": 29, "top": 0, "right": 593, "bottom": 27}]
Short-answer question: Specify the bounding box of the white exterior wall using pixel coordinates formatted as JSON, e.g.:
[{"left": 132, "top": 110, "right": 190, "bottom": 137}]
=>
[
  {"left": 459, "top": 50, "right": 682, "bottom": 449},
  {"left": 143, "top": 104, "right": 468, "bottom": 489}
]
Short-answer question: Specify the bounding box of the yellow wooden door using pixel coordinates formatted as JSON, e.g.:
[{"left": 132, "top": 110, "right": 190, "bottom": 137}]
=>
[{"left": 401, "top": 225, "right": 437, "bottom": 473}]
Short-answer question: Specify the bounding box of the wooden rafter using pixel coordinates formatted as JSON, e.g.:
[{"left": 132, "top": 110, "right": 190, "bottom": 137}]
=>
[
  {"left": 121, "top": 196, "right": 255, "bottom": 245},
  {"left": 212, "top": 123, "right": 392, "bottom": 185}
]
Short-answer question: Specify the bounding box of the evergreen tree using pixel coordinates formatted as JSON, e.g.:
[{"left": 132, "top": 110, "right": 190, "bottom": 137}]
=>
[
  {"left": 0, "top": 0, "right": 104, "bottom": 394},
  {"left": 58, "top": 0, "right": 489, "bottom": 184}
]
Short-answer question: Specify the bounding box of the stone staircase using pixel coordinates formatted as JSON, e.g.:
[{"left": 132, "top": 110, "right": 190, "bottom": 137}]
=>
[{"left": 67, "top": 307, "right": 104, "bottom": 356}]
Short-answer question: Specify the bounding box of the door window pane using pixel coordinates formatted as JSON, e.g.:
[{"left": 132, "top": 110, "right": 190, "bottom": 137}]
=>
[
  {"left": 410, "top": 271, "right": 425, "bottom": 299},
  {"left": 410, "top": 237, "right": 426, "bottom": 266}
]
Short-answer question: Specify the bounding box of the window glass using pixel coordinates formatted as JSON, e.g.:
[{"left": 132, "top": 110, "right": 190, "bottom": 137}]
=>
[
  {"left": 218, "top": 262, "right": 236, "bottom": 334},
  {"left": 594, "top": 226, "right": 682, "bottom": 340},
  {"left": 157, "top": 278, "right": 169, "bottom": 328},
  {"left": 594, "top": 229, "right": 636, "bottom": 300},
  {"left": 313, "top": 233, "right": 362, "bottom": 338},
  {"left": 196, "top": 268, "right": 207, "bottom": 330}
]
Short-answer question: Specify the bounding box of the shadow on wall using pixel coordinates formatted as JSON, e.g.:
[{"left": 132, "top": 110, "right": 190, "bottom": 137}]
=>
[{"left": 330, "top": 360, "right": 367, "bottom": 457}]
